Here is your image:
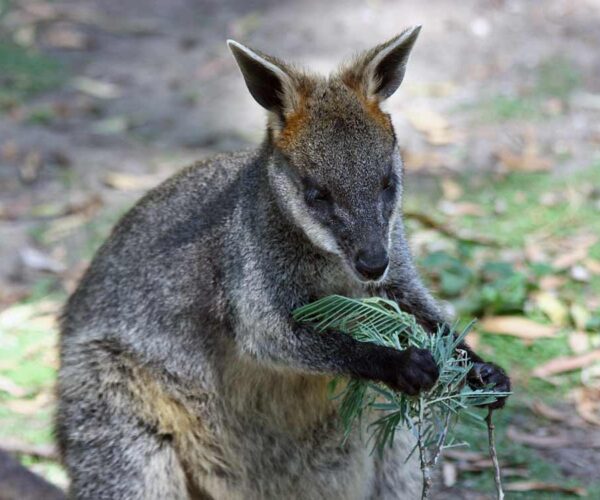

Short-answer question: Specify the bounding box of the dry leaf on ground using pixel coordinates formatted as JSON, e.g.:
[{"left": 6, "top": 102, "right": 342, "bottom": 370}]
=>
[
  {"left": 6, "top": 390, "right": 53, "bottom": 415},
  {"left": 404, "top": 107, "right": 458, "bottom": 145},
  {"left": 506, "top": 426, "right": 570, "bottom": 448},
  {"left": 479, "top": 316, "right": 557, "bottom": 340},
  {"left": 568, "top": 331, "right": 591, "bottom": 354},
  {"left": 438, "top": 200, "right": 486, "bottom": 217},
  {"left": 402, "top": 150, "right": 447, "bottom": 171},
  {"left": 72, "top": 76, "right": 122, "bottom": 99},
  {"left": 441, "top": 178, "right": 463, "bottom": 201},
  {"left": 505, "top": 481, "right": 586, "bottom": 496},
  {"left": 533, "top": 292, "right": 569, "bottom": 326},
  {"left": 0, "top": 376, "right": 27, "bottom": 398},
  {"left": 496, "top": 129, "right": 552, "bottom": 172},
  {"left": 103, "top": 172, "right": 160, "bottom": 191},
  {"left": 533, "top": 350, "right": 600, "bottom": 378},
  {"left": 44, "top": 23, "right": 91, "bottom": 49},
  {"left": 530, "top": 400, "right": 572, "bottom": 423},
  {"left": 573, "top": 387, "right": 600, "bottom": 427},
  {"left": 1, "top": 438, "right": 58, "bottom": 461}
]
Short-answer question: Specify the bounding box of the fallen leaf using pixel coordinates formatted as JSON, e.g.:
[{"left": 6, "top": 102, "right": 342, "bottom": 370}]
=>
[
  {"left": 44, "top": 24, "right": 90, "bottom": 49},
  {"left": 573, "top": 387, "right": 600, "bottom": 427},
  {"left": 19, "top": 246, "right": 65, "bottom": 274},
  {"left": 533, "top": 349, "right": 600, "bottom": 378},
  {"left": 534, "top": 292, "right": 569, "bottom": 326},
  {"left": 442, "top": 462, "right": 457, "bottom": 487},
  {"left": 103, "top": 172, "right": 159, "bottom": 191},
  {"left": 583, "top": 258, "right": 600, "bottom": 275},
  {"left": 539, "top": 275, "right": 567, "bottom": 291},
  {"left": 498, "top": 148, "right": 552, "bottom": 172},
  {"left": 506, "top": 426, "right": 570, "bottom": 448},
  {"left": 404, "top": 107, "right": 458, "bottom": 145},
  {"left": 0, "top": 376, "right": 27, "bottom": 397},
  {"left": 479, "top": 316, "right": 557, "bottom": 340},
  {"left": 438, "top": 200, "right": 486, "bottom": 217},
  {"left": 6, "top": 391, "right": 53, "bottom": 415},
  {"left": 553, "top": 239, "right": 597, "bottom": 270},
  {"left": 402, "top": 150, "right": 447, "bottom": 171},
  {"left": 443, "top": 449, "right": 486, "bottom": 461},
  {"left": 1, "top": 438, "right": 58, "bottom": 461},
  {"left": 530, "top": 400, "right": 572, "bottom": 423},
  {"left": 497, "top": 129, "right": 552, "bottom": 172},
  {"left": 93, "top": 116, "right": 129, "bottom": 134},
  {"left": 568, "top": 331, "right": 591, "bottom": 354},
  {"left": 465, "top": 331, "right": 480, "bottom": 351},
  {"left": 441, "top": 178, "right": 463, "bottom": 201},
  {"left": 570, "top": 265, "right": 591, "bottom": 283},
  {"left": 19, "top": 151, "right": 42, "bottom": 183},
  {"left": 72, "top": 76, "right": 122, "bottom": 99},
  {"left": 505, "top": 481, "right": 586, "bottom": 496},
  {"left": 572, "top": 308, "right": 591, "bottom": 335}
]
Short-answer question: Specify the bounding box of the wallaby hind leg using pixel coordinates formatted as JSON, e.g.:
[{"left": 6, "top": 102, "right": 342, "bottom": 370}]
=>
[
  {"left": 370, "top": 432, "right": 422, "bottom": 500},
  {"left": 57, "top": 394, "right": 190, "bottom": 500}
]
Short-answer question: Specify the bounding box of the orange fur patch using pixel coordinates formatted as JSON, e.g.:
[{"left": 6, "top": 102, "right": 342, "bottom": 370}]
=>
[
  {"left": 362, "top": 96, "right": 392, "bottom": 132},
  {"left": 275, "top": 106, "right": 309, "bottom": 150}
]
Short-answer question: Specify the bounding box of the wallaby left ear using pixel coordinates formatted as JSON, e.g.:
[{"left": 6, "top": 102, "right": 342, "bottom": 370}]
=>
[{"left": 346, "top": 26, "right": 421, "bottom": 101}]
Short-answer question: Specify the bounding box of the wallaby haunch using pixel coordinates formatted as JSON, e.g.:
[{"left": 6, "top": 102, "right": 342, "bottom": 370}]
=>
[{"left": 57, "top": 27, "right": 510, "bottom": 499}]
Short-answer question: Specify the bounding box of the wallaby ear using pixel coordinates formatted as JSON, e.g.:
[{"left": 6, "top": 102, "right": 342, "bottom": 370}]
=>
[
  {"left": 227, "top": 40, "right": 294, "bottom": 117},
  {"left": 344, "top": 26, "right": 421, "bottom": 101}
]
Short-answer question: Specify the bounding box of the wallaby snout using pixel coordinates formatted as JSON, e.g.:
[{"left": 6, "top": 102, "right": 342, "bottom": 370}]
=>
[{"left": 355, "top": 246, "right": 389, "bottom": 281}]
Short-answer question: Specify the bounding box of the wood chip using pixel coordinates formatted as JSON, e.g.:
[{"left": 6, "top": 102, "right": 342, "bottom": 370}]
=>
[
  {"left": 533, "top": 350, "right": 600, "bottom": 378},
  {"left": 479, "top": 316, "right": 557, "bottom": 340}
]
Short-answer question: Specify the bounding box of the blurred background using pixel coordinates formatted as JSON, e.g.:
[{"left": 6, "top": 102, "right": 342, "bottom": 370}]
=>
[{"left": 0, "top": 0, "right": 599, "bottom": 497}]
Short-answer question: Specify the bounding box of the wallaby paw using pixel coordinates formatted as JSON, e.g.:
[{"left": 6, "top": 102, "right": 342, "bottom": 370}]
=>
[
  {"left": 385, "top": 347, "right": 439, "bottom": 396},
  {"left": 468, "top": 362, "right": 511, "bottom": 409}
]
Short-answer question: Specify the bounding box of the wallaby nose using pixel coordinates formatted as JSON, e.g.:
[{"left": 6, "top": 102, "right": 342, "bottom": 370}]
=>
[{"left": 355, "top": 249, "right": 389, "bottom": 281}]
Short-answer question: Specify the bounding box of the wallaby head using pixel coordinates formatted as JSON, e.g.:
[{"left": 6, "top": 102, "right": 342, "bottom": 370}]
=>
[{"left": 228, "top": 27, "right": 420, "bottom": 283}]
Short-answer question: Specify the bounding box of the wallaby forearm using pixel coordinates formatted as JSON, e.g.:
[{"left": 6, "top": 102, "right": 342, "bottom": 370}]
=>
[{"left": 238, "top": 323, "right": 438, "bottom": 394}]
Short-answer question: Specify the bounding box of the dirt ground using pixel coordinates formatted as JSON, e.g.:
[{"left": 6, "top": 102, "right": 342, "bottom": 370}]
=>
[{"left": 1, "top": 0, "right": 600, "bottom": 497}]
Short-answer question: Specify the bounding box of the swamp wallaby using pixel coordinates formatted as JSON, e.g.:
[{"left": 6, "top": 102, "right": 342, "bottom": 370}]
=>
[{"left": 57, "top": 27, "right": 510, "bottom": 499}]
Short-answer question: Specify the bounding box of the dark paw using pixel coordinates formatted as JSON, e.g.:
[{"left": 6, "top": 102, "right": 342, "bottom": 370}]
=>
[
  {"left": 385, "top": 347, "right": 440, "bottom": 396},
  {"left": 467, "top": 362, "right": 511, "bottom": 409}
]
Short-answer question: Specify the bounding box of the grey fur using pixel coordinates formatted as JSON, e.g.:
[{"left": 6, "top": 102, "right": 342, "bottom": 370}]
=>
[{"left": 57, "top": 29, "right": 508, "bottom": 500}]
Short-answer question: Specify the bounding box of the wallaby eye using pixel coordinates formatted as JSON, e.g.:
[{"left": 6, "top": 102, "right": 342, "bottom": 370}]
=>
[{"left": 305, "top": 186, "right": 332, "bottom": 206}]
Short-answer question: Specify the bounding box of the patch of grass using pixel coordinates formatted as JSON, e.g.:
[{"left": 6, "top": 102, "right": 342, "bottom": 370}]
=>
[
  {"left": 458, "top": 166, "right": 600, "bottom": 248},
  {"left": 471, "top": 55, "right": 582, "bottom": 122},
  {"left": 0, "top": 42, "right": 66, "bottom": 110},
  {"left": 478, "top": 94, "right": 543, "bottom": 122},
  {"left": 537, "top": 56, "right": 582, "bottom": 100},
  {"left": 454, "top": 407, "right": 600, "bottom": 499}
]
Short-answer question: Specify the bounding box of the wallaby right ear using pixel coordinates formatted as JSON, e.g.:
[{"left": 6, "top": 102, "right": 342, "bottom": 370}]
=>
[{"left": 227, "top": 40, "right": 294, "bottom": 118}]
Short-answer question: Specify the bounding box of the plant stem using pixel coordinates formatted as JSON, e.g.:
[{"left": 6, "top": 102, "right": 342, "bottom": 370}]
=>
[
  {"left": 486, "top": 409, "right": 504, "bottom": 500},
  {"left": 418, "top": 398, "right": 432, "bottom": 500}
]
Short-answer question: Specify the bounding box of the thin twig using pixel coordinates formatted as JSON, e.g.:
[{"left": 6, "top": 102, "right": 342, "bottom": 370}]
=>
[
  {"left": 418, "top": 398, "right": 433, "bottom": 500},
  {"left": 486, "top": 409, "right": 504, "bottom": 500},
  {"left": 404, "top": 210, "right": 500, "bottom": 247}
]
